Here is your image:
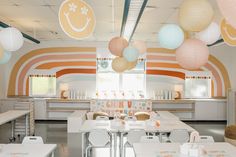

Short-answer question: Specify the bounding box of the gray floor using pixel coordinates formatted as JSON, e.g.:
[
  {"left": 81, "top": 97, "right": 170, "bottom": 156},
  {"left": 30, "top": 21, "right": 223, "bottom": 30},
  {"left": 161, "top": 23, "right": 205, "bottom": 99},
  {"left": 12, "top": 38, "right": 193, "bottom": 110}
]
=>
[{"left": 0, "top": 121, "right": 226, "bottom": 157}]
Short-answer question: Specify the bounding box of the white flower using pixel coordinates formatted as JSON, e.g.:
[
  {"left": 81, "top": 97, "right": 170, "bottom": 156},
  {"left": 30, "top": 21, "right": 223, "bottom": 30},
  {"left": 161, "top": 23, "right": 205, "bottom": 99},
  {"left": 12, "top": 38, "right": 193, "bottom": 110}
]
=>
[
  {"left": 81, "top": 6, "right": 88, "bottom": 15},
  {"left": 68, "top": 3, "right": 77, "bottom": 12}
]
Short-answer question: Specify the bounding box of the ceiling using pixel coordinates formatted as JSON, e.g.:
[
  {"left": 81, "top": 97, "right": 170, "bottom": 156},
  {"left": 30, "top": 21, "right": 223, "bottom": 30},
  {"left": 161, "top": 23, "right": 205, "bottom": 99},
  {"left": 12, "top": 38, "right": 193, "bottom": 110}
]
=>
[{"left": 0, "top": 0, "right": 223, "bottom": 43}]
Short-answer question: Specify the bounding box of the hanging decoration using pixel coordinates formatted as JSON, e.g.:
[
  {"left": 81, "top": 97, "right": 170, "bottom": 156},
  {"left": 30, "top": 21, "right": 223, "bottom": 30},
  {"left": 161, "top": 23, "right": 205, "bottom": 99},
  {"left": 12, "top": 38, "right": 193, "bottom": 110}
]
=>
[
  {"left": 195, "top": 22, "right": 221, "bottom": 45},
  {"left": 176, "top": 39, "right": 209, "bottom": 70},
  {"left": 0, "top": 27, "right": 24, "bottom": 52},
  {"left": 179, "top": 0, "right": 214, "bottom": 32},
  {"left": 111, "top": 57, "right": 129, "bottom": 73},
  {"left": 158, "top": 24, "right": 184, "bottom": 49},
  {"left": 132, "top": 40, "right": 147, "bottom": 54},
  {"left": 59, "top": 0, "right": 96, "bottom": 39},
  {"left": 220, "top": 19, "right": 236, "bottom": 46},
  {"left": 108, "top": 37, "right": 129, "bottom": 57},
  {"left": 0, "top": 51, "right": 12, "bottom": 64},
  {"left": 123, "top": 46, "right": 139, "bottom": 62},
  {"left": 127, "top": 60, "right": 138, "bottom": 70},
  {"left": 217, "top": 0, "right": 236, "bottom": 29}
]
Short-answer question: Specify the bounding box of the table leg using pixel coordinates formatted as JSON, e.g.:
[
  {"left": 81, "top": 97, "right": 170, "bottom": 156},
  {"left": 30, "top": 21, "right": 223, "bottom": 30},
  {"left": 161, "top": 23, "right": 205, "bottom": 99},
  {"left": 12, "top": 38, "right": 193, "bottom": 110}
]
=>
[
  {"left": 11, "top": 120, "right": 15, "bottom": 141},
  {"left": 114, "top": 133, "right": 117, "bottom": 157},
  {"left": 25, "top": 114, "right": 29, "bottom": 136},
  {"left": 82, "top": 132, "right": 86, "bottom": 157},
  {"left": 120, "top": 132, "right": 124, "bottom": 157}
]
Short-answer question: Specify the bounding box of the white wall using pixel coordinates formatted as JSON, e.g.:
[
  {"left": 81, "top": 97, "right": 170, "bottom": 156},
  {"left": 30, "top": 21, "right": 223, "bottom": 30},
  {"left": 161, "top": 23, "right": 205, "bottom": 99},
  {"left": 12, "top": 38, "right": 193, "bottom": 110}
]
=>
[
  {"left": 209, "top": 43, "right": 236, "bottom": 90},
  {"left": 1, "top": 40, "right": 236, "bottom": 99}
]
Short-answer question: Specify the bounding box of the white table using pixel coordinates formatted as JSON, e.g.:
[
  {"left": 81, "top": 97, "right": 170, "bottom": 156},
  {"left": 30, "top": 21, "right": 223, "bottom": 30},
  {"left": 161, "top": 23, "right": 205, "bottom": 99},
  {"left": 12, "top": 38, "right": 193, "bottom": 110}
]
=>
[
  {"left": 0, "top": 110, "right": 30, "bottom": 141},
  {"left": 156, "top": 111, "right": 179, "bottom": 120},
  {"left": 0, "top": 144, "right": 57, "bottom": 157},
  {"left": 133, "top": 142, "right": 236, "bottom": 157},
  {"left": 67, "top": 110, "right": 87, "bottom": 133}
]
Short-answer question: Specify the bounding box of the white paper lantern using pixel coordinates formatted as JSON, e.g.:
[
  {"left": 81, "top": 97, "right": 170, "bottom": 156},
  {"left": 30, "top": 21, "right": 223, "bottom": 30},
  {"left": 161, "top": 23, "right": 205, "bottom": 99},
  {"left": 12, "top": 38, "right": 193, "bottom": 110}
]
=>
[
  {"left": 0, "top": 27, "right": 24, "bottom": 52},
  {"left": 195, "top": 22, "right": 221, "bottom": 45}
]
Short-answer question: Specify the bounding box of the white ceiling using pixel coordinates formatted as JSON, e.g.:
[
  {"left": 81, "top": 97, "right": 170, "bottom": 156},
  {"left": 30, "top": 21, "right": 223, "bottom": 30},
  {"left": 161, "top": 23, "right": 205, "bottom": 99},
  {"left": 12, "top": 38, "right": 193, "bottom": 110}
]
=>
[{"left": 0, "top": 0, "right": 223, "bottom": 43}]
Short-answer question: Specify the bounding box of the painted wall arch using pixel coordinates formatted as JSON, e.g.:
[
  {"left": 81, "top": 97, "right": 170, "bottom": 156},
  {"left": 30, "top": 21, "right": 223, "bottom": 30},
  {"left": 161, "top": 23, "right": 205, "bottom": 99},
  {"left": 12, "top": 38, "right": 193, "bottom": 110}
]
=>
[{"left": 7, "top": 47, "right": 230, "bottom": 97}]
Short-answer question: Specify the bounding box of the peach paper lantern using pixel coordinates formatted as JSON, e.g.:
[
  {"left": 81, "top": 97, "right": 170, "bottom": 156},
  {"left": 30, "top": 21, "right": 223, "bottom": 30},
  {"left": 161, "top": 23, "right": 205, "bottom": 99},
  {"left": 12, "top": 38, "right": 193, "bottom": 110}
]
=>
[
  {"left": 108, "top": 37, "right": 128, "bottom": 57},
  {"left": 112, "top": 57, "right": 128, "bottom": 73},
  {"left": 127, "top": 60, "right": 138, "bottom": 70},
  {"left": 132, "top": 40, "right": 147, "bottom": 54},
  {"left": 217, "top": 0, "right": 236, "bottom": 29},
  {"left": 176, "top": 39, "right": 209, "bottom": 70},
  {"left": 179, "top": 0, "right": 214, "bottom": 32}
]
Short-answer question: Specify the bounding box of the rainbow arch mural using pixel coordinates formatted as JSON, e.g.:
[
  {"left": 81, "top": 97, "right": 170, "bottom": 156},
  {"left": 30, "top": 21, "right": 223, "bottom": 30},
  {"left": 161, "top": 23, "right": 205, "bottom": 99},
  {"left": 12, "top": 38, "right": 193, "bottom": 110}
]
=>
[{"left": 7, "top": 47, "right": 231, "bottom": 97}]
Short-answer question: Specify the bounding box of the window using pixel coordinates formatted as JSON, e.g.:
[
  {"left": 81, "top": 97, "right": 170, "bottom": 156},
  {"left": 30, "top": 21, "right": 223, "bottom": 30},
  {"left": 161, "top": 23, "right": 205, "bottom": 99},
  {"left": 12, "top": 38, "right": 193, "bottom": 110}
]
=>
[
  {"left": 184, "top": 72, "right": 212, "bottom": 98},
  {"left": 96, "top": 58, "right": 146, "bottom": 98},
  {"left": 29, "top": 75, "right": 56, "bottom": 97}
]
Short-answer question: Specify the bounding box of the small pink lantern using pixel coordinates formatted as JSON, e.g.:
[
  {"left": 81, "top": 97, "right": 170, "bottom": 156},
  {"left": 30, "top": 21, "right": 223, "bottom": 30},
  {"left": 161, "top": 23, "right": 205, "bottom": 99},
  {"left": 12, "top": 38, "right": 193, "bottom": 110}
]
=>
[
  {"left": 176, "top": 39, "right": 209, "bottom": 70},
  {"left": 132, "top": 40, "right": 147, "bottom": 54},
  {"left": 217, "top": 0, "right": 236, "bottom": 29},
  {"left": 108, "top": 37, "right": 128, "bottom": 57}
]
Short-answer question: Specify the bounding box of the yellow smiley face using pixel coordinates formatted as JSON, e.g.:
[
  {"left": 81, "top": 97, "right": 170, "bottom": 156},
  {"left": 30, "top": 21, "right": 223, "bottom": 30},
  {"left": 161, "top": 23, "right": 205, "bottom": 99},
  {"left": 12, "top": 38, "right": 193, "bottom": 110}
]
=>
[
  {"left": 59, "top": 0, "right": 96, "bottom": 40},
  {"left": 221, "top": 18, "right": 236, "bottom": 46}
]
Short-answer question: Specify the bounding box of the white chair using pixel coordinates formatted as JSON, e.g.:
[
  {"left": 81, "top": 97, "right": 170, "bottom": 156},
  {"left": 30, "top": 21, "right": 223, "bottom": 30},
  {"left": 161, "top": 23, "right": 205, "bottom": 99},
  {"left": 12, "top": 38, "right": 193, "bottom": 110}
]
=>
[
  {"left": 169, "top": 129, "right": 189, "bottom": 143},
  {"left": 198, "top": 136, "right": 215, "bottom": 143},
  {"left": 22, "top": 136, "right": 44, "bottom": 144},
  {"left": 96, "top": 116, "right": 109, "bottom": 121},
  {"left": 86, "top": 129, "right": 112, "bottom": 157},
  {"left": 140, "top": 136, "right": 160, "bottom": 143},
  {"left": 124, "top": 129, "right": 146, "bottom": 157}
]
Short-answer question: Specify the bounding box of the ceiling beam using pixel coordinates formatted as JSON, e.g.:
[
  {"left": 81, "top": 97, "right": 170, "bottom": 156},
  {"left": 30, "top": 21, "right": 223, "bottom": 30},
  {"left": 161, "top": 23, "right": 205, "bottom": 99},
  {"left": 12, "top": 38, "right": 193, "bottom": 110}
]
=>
[
  {"left": 120, "top": 0, "right": 149, "bottom": 42},
  {"left": 0, "top": 21, "right": 40, "bottom": 44}
]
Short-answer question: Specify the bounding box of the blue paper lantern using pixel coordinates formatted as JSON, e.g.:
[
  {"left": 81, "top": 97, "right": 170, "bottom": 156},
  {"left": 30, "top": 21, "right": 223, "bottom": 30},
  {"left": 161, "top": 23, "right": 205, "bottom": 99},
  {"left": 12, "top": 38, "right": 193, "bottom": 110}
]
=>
[
  {"left": 158, "top": 24, "right": 184, "bottom": 49},
  {"left": 0, "top": 51, "right": 12, "bottom": 64},
  {"left": 123, "top": 46, "right": 139, "bottom": 62}
]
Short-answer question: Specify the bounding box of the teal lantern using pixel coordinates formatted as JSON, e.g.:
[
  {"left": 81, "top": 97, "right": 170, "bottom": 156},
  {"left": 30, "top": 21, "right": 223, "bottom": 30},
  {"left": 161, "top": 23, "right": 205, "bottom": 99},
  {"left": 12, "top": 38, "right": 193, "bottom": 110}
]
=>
[
  {"left": 123, "top": 46, "right": 139, "bottom": 62},
  {"left": 0, "top": 51, "right": 12, "bottom": 64},
  {"left": 158, "top": 24, "right": 184, "bottom": 49}
]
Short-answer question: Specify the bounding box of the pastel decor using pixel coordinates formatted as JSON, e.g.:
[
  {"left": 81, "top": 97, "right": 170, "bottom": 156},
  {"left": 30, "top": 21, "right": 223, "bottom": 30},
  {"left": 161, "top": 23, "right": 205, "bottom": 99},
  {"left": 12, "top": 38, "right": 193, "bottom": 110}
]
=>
[
  {"left": 0, "top": 44, "right": 3, "bottom": 59},
  {"left": 0, "top": 51, "right": 12, "bottom": 64},
  {"left": 112, "top": 57, "right": 128, "bottom": 73},
  {"left": 108, "top": 37, "right": 128, "bottom": 57},
  {"left": 176, "top": 39, "right": 209, "bottom": 70},
  {"left": 179, "top": 0, "right": 214, "bottom": 32},
  {"left": 195, "top": 22, "right": 221, "bottom": 45},
  {"left": 123, "top": 46, "right": 139, "bottom": 62},
  {"left": 127, "top": 60, "right": 137, "bottom": 70},
  {"left": 0, "top": 27, "right": 24, "bottom": 51},
  {"left": 59, "top": 0, "right": 96, "bottom": 39},
  {"left": 132, "top": 40, "right": 147, "bottom": 54},
  {"left": 217, "top": 0, "right": 236, "bottom": 29},
  {"left": 158, "top": 24, "right": 184, "bottom": 49},
  {"left": 221, "top": 19, "right": 236, "bottom": 46}
]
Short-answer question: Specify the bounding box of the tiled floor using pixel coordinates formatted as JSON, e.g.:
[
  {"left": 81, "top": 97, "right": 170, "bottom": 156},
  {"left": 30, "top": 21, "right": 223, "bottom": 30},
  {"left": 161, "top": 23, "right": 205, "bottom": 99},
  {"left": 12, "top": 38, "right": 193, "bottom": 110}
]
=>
[{"left": 0, "top": 121, "right": 226, "bottom": 157}]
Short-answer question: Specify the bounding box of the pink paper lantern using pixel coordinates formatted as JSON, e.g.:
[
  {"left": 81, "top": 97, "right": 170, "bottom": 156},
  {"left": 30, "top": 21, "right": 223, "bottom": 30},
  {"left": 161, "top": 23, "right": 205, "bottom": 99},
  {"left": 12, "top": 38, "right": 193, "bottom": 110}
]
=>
[
  {"left": 108, "top": 37, "right": 128, "bottom": 57},
  {"left": 132, "top": 40, "right": 147, "bottom": 54},
  {"left": 217, "top": 0, "right": 236, "bottom": 29},
  {"left": 176, "top": 39, "right": 209, "bottom": 70}
]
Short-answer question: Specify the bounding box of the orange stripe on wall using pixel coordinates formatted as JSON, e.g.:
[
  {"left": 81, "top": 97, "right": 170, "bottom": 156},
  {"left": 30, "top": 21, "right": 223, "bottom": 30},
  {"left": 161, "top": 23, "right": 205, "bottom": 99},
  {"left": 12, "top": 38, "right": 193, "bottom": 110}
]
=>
[
  {"left": 56, "top": 69, "right": 96, "bottom": 78},
  {"left": 26, "top": 77, "right": 29, "bottom": 96},
  {"left": 36, "top": 61, "right": 96, "bottom": 69},
  {"left": 146, "top": 70, "right": 185, "bottom": 80}
]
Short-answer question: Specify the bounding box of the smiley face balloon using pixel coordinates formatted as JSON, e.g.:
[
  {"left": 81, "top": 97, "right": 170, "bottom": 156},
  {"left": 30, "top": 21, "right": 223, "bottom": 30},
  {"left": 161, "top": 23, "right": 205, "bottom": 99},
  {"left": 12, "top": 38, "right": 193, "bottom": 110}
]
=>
[
  {"left": 59, "top": 0, "right": 96, "bottom": 40},
  {"left": 221, "top": 19, "right": 236, "bottom": 46}
]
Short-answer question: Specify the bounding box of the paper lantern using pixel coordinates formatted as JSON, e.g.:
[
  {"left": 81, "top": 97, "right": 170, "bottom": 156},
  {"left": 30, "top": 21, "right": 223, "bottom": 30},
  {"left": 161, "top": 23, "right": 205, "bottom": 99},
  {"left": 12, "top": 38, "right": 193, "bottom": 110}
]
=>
[
  {"left": 221, "top": 19, "right": 236, "bottom": 46},
  {"left": 0, "top": 44, "right": 4, "bottom": 59},
  {"left": 176, "top": 39, "right": 209, "bottom": 70},
  {"left": 0, "top": 27, "right": 24, "bottom": 51},
  {"left": 158, "top": 24, "right": 184, "bottom": 49},
  {"left": 108, "top": 37, "right": 128, "bottom": 57},
  {"left": 112, "top": 57, "right": 128, "bottom": 73},
  {"left": 179, "top": 0, "right": 214, "bottom": 32},
  {"left": 0, "top": 51, "right": 12, "bottom": 64},
  {"left": 127, "top": 60, "right": 137, "bottom": 70},
  {"left": 217, "top": 0, "right": 236, "bottom": 29},
  {"left": 195, "top": 22, "right": 221, "bottom": 45},
  {"left": 132, "top": 40, "right": 147, "bottom": 54},
  {"left": 123, "top": 46, "right": 139, "bottom": 62}
]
